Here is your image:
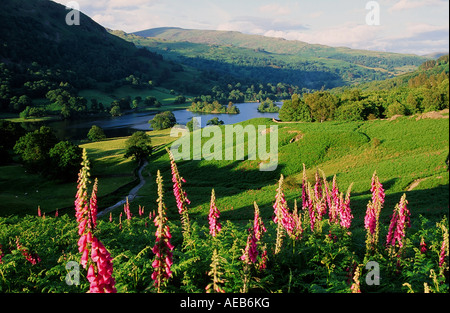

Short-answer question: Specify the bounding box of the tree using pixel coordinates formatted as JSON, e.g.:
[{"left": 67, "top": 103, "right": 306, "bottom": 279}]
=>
[
  {"left": 110, "top": 105, "right": 122, "bottom": 117},
  {"left": 279, "top": 94, "right": 312, "bottom": 122},
  {"left": 386, "top": 101, "right": 407, "bottom": 118},
  {"left": 174, "top": 95, "right": 186, "bottom": 104},
  {"left": 13, "top": 126, "right": 58, "bottom": 172},
  {"left": 257, "top": 98, "right": 280, "bottom": 113},
  {"left": 149, "top": 111, "right": 176, "bottom": 130},
  {"left": 304, "top": 91, "right": 338, "bottom": 122},
  {"left": 49, "top": 141, "right": 82, "bottom": 180},
  {"left": 124, "top": 131, "right": 153, "bottom": 165},
  {"left": 87, "top": 125, "right": 106, "bottom": 142},
  {"left": 335, "top": 102, "right": 365, "bottom": 121},
  {"left": 206, "top": 117, "right": 224, "bottom": 126}
]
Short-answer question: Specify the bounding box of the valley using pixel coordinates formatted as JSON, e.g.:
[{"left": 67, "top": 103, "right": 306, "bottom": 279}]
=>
[{"left": 0, "top": 0, "right": 448, "bottom": 295}]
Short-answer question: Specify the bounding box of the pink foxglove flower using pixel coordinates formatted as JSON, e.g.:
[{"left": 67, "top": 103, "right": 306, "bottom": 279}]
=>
[
  {"left": 74, "top": 149, "right": 116, "bottom": 293},
  {"left": 439, "top": 241, "right": 447, "bottom": 267},
  {"left": 314, "top": 170, "right": 322, "bottom": 201},
  {"left": 241, "top": 233, "right": 258, "bottom": 264},
  {"left": 241, "top": 202, "right": 267, "bottom": 266},
  {"left": 365, "top": 171, "right": 385, "bottom": 234},
  {"left": 151, "top": 170, "right": 174, "bottom": 292},
  {"left": 167, "top": 148, "right": 191, "bottom": 237},
  {"left": 338, "top": 184, "right": 353, "bottom": 229},
  {"left": 364, "top": 171, "right": 385, "bottom": 252},
  {"left": 301, "top": 164, "right": 307, "bottom": 210},
  {"left": 208, "top": 189, "right": 222, "bottom": 237},
  {"left": 306, "top": 182, "right": 316, "bottom": 232},
  {"left": 90, "top": 178, "right": 98, "bottom": 228},
  {"left": 123, "top": 197, "right": 132, "bottom": 220},
  {"left": 386, "top": 194, "right": 410, "bottom": 248},
  {"left": 16, "top": 238, "right": 41, "bottom": 265},
  {"left": 420, "top": 237, "right": 427, "bottom": 254},
  {"left": 273, "top": 175, "right": 295, "bottom": 237},
  {"left": 258, "top": 247, "right": 268, "bottom": 270},
  {"left": 89, "top": 237, "right": 116, "bottom": 293},
  {"left": 253, "top": 201, "right": 267, "bottom": 241},
  {"left": 328, "top": 175, "right": 340, "bottom": 224},
  {"left": 438, "top": 220, "right": 449, "bottom": 269}
]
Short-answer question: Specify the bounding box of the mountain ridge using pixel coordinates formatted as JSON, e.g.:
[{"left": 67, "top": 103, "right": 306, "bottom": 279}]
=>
[
  {"left": 116, "top": 27, "right": 429, "bottom": 89},
  {"left": 133, "top": 27, "right": 428, "bottom": 60}
]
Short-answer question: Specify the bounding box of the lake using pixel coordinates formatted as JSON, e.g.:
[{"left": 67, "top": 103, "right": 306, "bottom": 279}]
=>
[{"left": 42, "top": 102, "right": 280, "bottom": 140}]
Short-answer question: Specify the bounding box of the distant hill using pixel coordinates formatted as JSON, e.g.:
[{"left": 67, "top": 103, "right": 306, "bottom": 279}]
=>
[
  {"left": 0, "top": 0, "right": 170, "bottom": 85},
  {"left": 0, "top": 0, "right": 205, "bottom": 116},
  {"left": 129, "top": 27, "right": 429, "bottom": 89}
]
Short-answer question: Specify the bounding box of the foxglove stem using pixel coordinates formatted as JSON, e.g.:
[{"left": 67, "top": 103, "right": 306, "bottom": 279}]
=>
[
  {"left": 386, "top": 194, "right": 410, "bottom": 251},
  {"left": 301, "top": 164, "right": 307, "bottom": 210},
  {"left": 350, "top": 265, "right": 362, "bottom": 293},
  {"left": 206, "top": 249, "right": 225, "bottom": 293},
  {"left": 291, "top": 200, "right": 303, "bottom": 240},
  {"left": 151, "top": 170, "right": 174, "bottom": 293},
  {"left": 364, "top": 171, "right": 385, "bottom": 253},
  {"left": 75, "top": 149, "right": 116, "bottom": 293},
  {"left": 242, "top": 202, "right": 267, "bottom": 264},
  {"left": 90, "top": 178, "right": 98, "bottom": 228},
  {"left": 306, "top": 182, "right": 317, "bottom": 232},
  {"left": 329, "top": 175, "right": 340, "bottom": 224},
  {"left": 338, "top": 184, "right": 353, "bottom": 229},
  {"left": 273, "top": 175, "right": 288, "bottom": 254},
  {"left": 437, "top": 218, "right": 449, "bottom": 273},
  {"left": 167, "top": 148, "right": 191, "bottom": 240},
  {"left": 123, "top": 197, "right": 132, "bottom": 220},
  {"left": 314, "top": 170, "right": 327, "bottom": 221},
  {"left": 208, "top": 189, "right": 222, "bottom": 237}
]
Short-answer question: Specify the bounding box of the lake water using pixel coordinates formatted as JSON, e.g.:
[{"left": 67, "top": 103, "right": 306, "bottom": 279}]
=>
[{"left": 44, "top": 102, "right": 280, "bottom": 140}]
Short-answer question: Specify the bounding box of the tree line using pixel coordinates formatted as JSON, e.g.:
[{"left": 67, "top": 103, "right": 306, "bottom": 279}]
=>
[
  {"left": 279, "top": 57, "right": 449, "bottom": 122},
  {"left": 0, "top": 121, "right": 153, "bottom": 181}
]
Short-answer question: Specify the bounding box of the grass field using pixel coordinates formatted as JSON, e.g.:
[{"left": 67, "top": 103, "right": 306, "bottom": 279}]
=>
[
  {"left": 1, "top": 114, "right": 448, "bottom": 225},
  {"left": 0, "top": 129, "right": 176, "bottom": 216},
  {"left": 130, "top": 115, "right": 449, "bottom": 229}
]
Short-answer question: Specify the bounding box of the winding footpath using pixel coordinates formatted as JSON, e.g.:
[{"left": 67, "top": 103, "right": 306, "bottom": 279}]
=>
[{"left": 98, "top": 160, "right": 149, "bottom": 217}]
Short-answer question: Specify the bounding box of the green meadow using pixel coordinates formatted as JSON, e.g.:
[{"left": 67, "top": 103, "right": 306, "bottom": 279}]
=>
[
  {"left": 108, "top": 114, "right": 448, "bottom": 230},
  {"left": 1, "top": 114, "right": 447, "bottom": 221}
]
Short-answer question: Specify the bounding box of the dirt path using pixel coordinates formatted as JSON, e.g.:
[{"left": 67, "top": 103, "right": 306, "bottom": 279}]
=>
[
  {"left": 98, "top": 160, "right": 149, "bottom": 217},
  {"left": 407, "top": 178, "right": 426, "bottom": 191}
]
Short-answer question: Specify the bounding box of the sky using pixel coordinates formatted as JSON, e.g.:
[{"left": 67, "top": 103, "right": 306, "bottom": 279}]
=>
[{"left": 53, "top": 0, "right": 449, "bottom": 55}]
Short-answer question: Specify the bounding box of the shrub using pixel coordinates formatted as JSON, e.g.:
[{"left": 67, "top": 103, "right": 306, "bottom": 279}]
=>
[
  {"left": 87, "top": 125, "right": 106, "bottom": 142},
  {"left": 149, "top": 111, "right": 176, "bottom": 130}
]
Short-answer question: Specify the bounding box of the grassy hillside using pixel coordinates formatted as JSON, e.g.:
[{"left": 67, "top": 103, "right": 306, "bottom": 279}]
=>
[
  {"left": 121, "top": 114, "right": 449, "bottom": 228},
  {"left": 0, "top": 0, "right": 202, "bottom": 119},
  {"left": 0, "top": 0, "right": 165, "bottom": 83},
  {"left": 127, "top": 27, "right": 428, "bottom": 88},
  {"left": 0, "top": 128, "right": 174, "bottom": 216},
  {"left": 134, "top": 27, "right": 425, "bottom": 70},
  {"left": 2, "top": 113, "right": 447, "bottom": 222}
]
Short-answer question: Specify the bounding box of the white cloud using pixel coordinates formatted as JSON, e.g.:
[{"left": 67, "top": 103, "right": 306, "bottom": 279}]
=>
[
  {"left": 388, "top": 0, "right": 448, "bottom": 12},
  {"left": 258, "top": 4, "right": 290, "bottom": 16},
  {"left": 263, "top": 23, "right": 382, "bottom": 49}
]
